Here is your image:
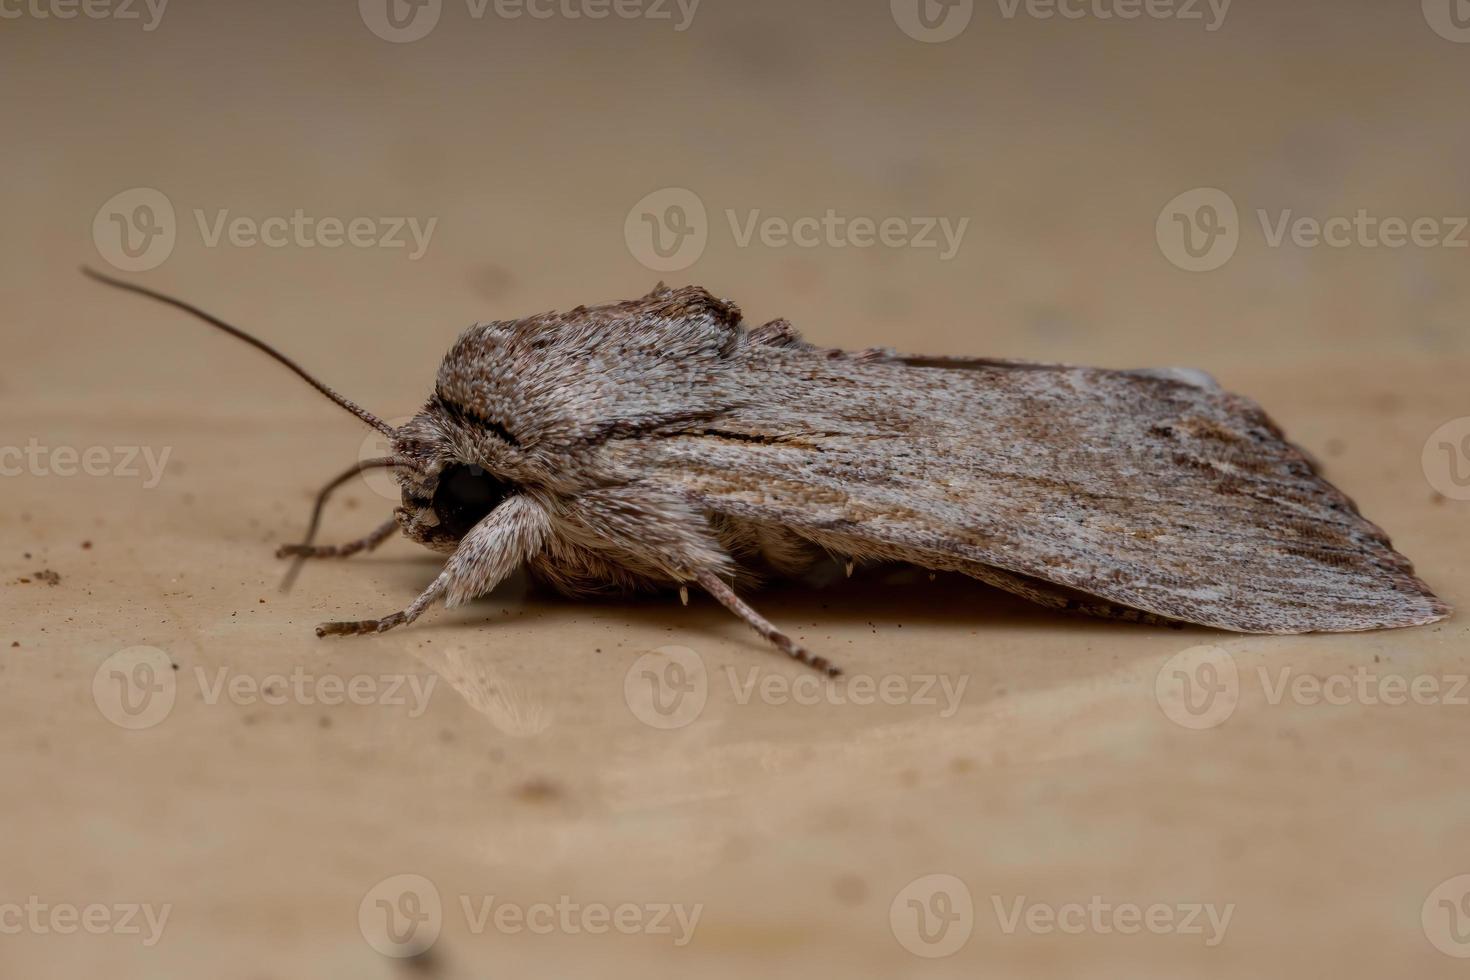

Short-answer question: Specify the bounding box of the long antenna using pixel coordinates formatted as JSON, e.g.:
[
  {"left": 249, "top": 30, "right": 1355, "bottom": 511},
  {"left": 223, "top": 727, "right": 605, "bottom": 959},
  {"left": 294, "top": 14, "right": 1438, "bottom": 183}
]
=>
[{"left": 81, "top": 266, "right": 395, "bottom": 436}]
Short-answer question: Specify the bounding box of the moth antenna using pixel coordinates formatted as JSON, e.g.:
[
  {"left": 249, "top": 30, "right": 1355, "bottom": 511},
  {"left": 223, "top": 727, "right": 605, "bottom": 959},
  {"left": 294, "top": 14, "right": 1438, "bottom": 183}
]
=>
[
  {"left": 80, "top": 266, "right": 395, "bottom": 436},
  {"left": 278, "top": 456, "right": 414, "bottom": 593}
]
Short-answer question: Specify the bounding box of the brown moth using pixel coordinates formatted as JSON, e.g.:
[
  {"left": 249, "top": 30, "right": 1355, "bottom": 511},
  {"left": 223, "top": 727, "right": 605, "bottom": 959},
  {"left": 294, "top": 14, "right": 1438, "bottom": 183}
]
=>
[{"left": 85, "top": 269, "right": 1450, "bottom": 676}]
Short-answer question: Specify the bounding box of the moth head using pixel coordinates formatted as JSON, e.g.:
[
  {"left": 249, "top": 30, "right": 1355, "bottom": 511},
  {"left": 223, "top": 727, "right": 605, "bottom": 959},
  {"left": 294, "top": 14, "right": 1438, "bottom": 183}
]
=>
[{"left": 389, "top": 411, "right": 519, "bottom": 553}]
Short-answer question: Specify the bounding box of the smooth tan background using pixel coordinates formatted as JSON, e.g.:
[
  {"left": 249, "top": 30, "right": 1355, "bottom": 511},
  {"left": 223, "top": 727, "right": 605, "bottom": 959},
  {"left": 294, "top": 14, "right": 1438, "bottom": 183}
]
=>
[{"left": 4, "top": 0, "right": 1470, "bottom": 976}]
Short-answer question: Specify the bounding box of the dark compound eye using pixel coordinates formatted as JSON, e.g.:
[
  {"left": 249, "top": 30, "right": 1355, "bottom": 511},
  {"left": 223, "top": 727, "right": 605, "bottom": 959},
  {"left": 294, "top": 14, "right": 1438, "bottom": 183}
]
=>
[{"left": 431, "top": 464, "right": 512, "bottom": 539}]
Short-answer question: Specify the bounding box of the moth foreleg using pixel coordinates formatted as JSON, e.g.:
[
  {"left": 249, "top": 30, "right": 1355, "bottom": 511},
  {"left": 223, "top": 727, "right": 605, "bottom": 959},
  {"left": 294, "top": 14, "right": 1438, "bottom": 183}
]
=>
[
  {"left": 314, "top": 495, "right": 550, "bottom": 638},
  {"left": 694, "top": 569, "right": 841, "bottom": 677},
  {"left": 315, "top": 571, "right": 449, "bottom": 637},
  {"left": 277, "top": 517, "right": 398, "bottom": 560}
]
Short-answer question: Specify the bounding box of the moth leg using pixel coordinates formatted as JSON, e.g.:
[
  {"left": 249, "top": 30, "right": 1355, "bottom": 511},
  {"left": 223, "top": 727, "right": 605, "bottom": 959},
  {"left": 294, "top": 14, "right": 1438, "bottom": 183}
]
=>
[
  {"left": 277, "top": 517, "right": 398, "bottom": 560},
  {"left": 315, "top": 571, "right": 449, "bottom": 637},
  {"left": 278, "top": 457, "right": 404, "bottom": 560},
  {"left": 694, "top": 569, "right": 841, "bottom": 677},
  {"left": 314, "top": 495, "right": 550, "bottom": 638}
]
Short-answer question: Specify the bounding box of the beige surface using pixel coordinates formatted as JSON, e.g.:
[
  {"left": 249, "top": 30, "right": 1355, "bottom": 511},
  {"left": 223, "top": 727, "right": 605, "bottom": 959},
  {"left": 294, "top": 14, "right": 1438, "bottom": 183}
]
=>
[{"left": 4, "top": 1, "right": 1470, "bottom": 976}]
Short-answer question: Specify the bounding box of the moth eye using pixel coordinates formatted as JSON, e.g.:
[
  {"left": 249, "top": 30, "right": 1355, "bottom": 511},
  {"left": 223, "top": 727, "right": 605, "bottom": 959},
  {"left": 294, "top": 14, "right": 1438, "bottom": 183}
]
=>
[{"left": 431, "top": 463, "right": 511, "bottom": 539}]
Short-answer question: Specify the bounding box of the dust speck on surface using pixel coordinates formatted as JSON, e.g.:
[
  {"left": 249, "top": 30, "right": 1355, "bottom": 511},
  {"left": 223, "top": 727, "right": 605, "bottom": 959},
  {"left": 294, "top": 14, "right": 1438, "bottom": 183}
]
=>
[
  {"left": 832, "top": 873, "right": 868, "bottom": 906},
  {"left": 34, "top": 570, "right": 60, "bottom": 586},
  {"left": 515, "top": 777, "right": 563, "bottom": 803}
]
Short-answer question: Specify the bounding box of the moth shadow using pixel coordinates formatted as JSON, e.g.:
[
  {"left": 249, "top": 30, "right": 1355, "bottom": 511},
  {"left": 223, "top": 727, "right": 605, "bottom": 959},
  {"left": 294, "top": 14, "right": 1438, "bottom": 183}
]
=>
[{"left": 547, "top": 561, "right": 1205, "bottom": 651}]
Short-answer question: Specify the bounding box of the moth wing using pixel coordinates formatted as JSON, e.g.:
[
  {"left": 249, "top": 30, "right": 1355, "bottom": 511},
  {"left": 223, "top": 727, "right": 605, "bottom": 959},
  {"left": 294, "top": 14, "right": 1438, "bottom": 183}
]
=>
[{"left": 625, "top": 349, "right": 1447, "bottom": 633}]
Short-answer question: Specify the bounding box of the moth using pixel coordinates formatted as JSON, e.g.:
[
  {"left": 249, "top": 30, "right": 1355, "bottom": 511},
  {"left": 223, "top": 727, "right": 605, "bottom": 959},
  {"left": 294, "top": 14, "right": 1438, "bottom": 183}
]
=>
[{"left": 85, "top": 268, "right": 1449, "bottom": 676}]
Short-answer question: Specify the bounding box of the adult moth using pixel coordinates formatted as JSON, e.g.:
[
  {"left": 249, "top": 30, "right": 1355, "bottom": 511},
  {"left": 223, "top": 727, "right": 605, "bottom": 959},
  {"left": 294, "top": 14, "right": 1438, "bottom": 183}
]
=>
[{"left": 85, "top": 268, "right": 1449, "bottom": 676}]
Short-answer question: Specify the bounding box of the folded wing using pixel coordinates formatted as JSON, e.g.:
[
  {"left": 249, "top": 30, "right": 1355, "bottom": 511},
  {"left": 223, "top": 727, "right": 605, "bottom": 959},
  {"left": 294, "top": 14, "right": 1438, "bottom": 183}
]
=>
[{"left": 623, "top": 346, "right": 1447, "bottom": 633}]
